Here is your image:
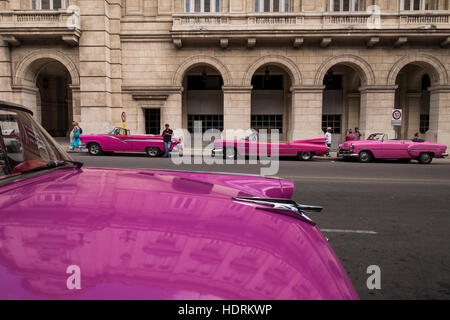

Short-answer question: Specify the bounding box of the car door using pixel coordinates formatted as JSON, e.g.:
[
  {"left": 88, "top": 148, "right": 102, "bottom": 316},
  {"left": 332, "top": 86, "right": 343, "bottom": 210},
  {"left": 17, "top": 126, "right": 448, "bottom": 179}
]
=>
[{"left": 381, "top": 140, "right": 410, "bottom": 159}]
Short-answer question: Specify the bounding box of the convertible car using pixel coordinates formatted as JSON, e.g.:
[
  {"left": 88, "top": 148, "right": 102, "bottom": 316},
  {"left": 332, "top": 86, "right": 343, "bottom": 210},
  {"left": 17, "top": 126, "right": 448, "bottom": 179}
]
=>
[
  {"left": 80, "top": 127, "right": 181, "bottom": 157},
  {"left": 212, "top": 130, "right": 328, "bottom": 161},
  {"left": 0, "top": 102, "right": 358, "bottom": 300},
  {"left": 338, "top": 133, "right": 448, "bottom": 164}
]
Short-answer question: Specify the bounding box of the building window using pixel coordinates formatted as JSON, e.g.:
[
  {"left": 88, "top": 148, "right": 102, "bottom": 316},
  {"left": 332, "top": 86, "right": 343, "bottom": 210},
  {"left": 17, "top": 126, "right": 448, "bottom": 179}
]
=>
[
  {"left": 325, "top": 0, "right": 366, "bottom": 11},
  {"left": 322, "top": 115, "right": 342, "bottom": 134},
  {"left": 420, "top": 115, "right": 429, "bottom": 134},
  {"left": 401, "top": 0, "right": 439, "bottom": 10},
  {"left": 188, "top": 115, "right": 224, "bottom": 133},
  {"left": 31, "top": 0, "right": 67, "bottom": 9},
  {"left": 255, "top": 0, "right": 293, "bottom": 12},
  {"left": 185, "top": 0, "right": 221, "bottom": 12},
  {"left": 251, "top": 115, "right": 283, "bottom": 134},
  {"left": 144, "top": 109, "right": 161, "bottom": 135}
]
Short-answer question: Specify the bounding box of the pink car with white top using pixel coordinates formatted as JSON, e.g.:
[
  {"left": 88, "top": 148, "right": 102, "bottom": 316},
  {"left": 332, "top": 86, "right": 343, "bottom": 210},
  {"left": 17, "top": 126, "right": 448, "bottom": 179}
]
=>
[
  {"left": 338, "top": 133, "right": 448, "bottom": 164},
  {"left": 0, "top": 102, "right": 358, "bottom": 300},
  {"left": 80, "top": 127, "right": 181, "bottom": 157},
  {"left": 212, "top": 130, "right": 328, "bottom": 161}
]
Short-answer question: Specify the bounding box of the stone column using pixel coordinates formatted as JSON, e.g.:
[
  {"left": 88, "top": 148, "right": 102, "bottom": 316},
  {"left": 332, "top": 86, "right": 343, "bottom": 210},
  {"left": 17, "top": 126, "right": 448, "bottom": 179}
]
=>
[
  {"left": 163, "top": 88, "right": 183, "bottom": 130},
  {"left": 70, "top": 85, "right": 81, "bottom": 123},
  {"left": 347, "top": 92, "right": 361, "bottom": 131},
  {"left": 359, "top": 86, "right": 397, "bottom": 140},
  {"left": 0, "top": 38, "right": 12, "bottom": 102},
  {"left": 427, "top": 86, "right": 450, "bottom": 146},
  {"left": 290, "top": 86, "right": 325, "bottom": 141},
  {"left": 78, "top": 0, "right": 113, "bottom": 134},
  {"left": 223, "top": 86, "right": 252, "bottom": 135},
  {"left": 405, "top": 92, "right": 421, "bottom": 140}
]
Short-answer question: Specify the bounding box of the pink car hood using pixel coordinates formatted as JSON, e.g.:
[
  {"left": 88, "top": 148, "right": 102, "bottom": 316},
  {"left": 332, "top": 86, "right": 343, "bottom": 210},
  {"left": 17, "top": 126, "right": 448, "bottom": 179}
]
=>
[{"left": 0, "top": 167, "right": 357, "bottom": 300}]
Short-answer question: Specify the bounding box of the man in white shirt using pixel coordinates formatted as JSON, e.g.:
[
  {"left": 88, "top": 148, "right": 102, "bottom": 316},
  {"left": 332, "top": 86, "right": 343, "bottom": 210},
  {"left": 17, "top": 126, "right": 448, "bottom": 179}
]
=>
[{"left": 325, "top": 127, "right": 332, "bottom": 157}]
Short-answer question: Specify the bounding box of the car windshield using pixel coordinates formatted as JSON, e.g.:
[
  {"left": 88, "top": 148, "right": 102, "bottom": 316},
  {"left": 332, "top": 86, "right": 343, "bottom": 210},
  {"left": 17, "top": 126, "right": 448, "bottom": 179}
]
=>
[
  {"left": 367, "top": 133, "right": 385, "bottom": 141},
  {"left": 109, "top": 128, "right": 129, "bottom": 136},
  {"left": 0, "top": 106, "right": 74, "bottom": 183}
]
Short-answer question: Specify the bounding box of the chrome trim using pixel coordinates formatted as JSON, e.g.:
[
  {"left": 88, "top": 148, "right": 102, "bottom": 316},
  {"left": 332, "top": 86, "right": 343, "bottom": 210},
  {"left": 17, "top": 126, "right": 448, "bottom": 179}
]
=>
[
  {"left": 147, "top": 168, "right": 282, "bottom": 180},
  {"left": 233, "top": 197, "right": 322, "bottom": 225},
  {"left": 443, "top": 153, "right": 448, "bottom": 158}
]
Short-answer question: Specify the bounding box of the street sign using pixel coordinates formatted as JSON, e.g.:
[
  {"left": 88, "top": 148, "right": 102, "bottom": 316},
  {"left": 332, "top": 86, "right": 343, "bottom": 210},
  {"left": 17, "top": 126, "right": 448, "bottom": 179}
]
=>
[{"left": 391, "top": 109, "right": 402, "bottom": 126}]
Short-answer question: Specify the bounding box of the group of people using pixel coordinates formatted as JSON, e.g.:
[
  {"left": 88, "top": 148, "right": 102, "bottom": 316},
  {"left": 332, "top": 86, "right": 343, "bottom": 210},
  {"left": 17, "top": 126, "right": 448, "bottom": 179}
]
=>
[{"left": 324, "top": 126, "right": 361, "bottom": 157}]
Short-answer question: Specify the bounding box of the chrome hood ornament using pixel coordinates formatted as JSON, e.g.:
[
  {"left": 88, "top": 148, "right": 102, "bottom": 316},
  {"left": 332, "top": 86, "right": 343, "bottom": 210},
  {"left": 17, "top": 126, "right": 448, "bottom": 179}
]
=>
[{"left": 232, "top": 197, "right": 322, "bottom": 226}]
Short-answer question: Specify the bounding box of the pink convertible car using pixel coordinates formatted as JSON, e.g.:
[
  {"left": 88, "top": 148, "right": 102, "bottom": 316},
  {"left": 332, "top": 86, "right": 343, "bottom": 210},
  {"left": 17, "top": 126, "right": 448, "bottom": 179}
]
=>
[
  {"left": 80, "top": 127, "right": 181, "bottom": 157},
  {"left": 0, "top": 102, "right": 358, "bottom": 300},
  {"left": 338, "top": 133, "right": 448, "bottom": 164},
  {"left": 212, "top": 130, "right": 328, "bottom": 161}
]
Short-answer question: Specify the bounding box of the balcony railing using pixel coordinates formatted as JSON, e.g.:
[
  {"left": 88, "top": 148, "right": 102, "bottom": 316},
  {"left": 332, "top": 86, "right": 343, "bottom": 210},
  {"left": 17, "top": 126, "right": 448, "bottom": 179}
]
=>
[
  {"left": 0, "top": 10, "right": 81, "bottom": 45},
  {"left": 172, "top": 11, "right": 450, "bottom": 32}
]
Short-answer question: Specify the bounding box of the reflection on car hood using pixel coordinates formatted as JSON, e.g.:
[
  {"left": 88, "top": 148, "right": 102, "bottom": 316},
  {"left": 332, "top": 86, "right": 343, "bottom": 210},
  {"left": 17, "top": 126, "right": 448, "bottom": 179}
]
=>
[{"left": 0, "top": 167, "right": 358, "bottom": 300}]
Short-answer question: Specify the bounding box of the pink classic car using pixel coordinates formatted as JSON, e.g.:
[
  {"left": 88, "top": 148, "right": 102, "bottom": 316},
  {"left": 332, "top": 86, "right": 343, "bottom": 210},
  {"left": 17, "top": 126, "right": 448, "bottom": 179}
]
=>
[
  {"left": 212, "top": 130, "right": 328, "bottom": 161},
  {"left": 338, "top": 133, "right": 448, "bottom": 164},
  {"left": 80, "top": 127, "right": 181, "bottom": 157},
  {"left": 0, "top": 102, "right": 358, "bottom": 300}
]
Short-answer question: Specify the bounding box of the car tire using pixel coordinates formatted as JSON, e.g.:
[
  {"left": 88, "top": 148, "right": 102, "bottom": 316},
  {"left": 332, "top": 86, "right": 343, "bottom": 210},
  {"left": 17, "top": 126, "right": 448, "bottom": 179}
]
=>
[
  {"left": 298, "top": 151, "right": 313, "bottom": 161},
  {"left": 358, "top": 151, "right": 373, "bottom": 163},
  {"left": 418, "top": 152, "right": 433, "bottom": 164},
  {"left": 88, "top": 143, "right": 103, "bottom": 156},
  {"left": 224, "top": 147, "right": 237, "bottom": 160},
  {"left": 146, "top": 147, "right": 161, "bottom": 158}
]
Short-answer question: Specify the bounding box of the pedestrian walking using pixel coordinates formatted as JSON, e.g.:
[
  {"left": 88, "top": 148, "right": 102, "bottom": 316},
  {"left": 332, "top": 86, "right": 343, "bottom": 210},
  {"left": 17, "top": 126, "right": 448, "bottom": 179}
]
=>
[
  {"left": 354, "top": 127, "right": 361, "bottom": 141},
  {"left": 325, "top": 127, "right": 332, "bottom": 157},
  {"left": 162, "top": 124, "right": 173, "bottom": 158},
  {"left": 346, "top": 129, "right": 355, "bottom": 141},
  {"left": 70, "top": 122, "right": 83, "bottom": 151}
]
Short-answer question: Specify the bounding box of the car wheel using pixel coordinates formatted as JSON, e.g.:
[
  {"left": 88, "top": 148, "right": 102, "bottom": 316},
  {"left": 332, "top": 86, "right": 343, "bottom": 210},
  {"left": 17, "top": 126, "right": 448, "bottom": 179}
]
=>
[
  {"left": 88, "top": 143, "right": 103, "bottom": 156},
  {"left": 298, "top": 151, "right": 313, "bottom": 161},
  {"left": 146, "top": 147, "right": 161, "bottom": 158},
  {"left": 224, "top": 147, "right": 237, "bottom": 160},
  {"left": 358, "top": 151, "right": 372, "bottom": 163},
  {"left": 418, "top": 152, "right": 433, "bottom": 164}
]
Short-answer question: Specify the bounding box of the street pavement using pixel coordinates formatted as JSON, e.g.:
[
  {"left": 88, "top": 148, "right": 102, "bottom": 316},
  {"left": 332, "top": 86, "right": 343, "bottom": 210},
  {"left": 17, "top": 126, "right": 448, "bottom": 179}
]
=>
[{"left": 70, "top": 151, "right": 450, "bottom": 300}]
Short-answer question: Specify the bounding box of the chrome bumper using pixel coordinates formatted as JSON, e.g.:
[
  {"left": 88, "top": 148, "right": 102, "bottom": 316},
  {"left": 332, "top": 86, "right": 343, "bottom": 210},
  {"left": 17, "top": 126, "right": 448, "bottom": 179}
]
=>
[
  {"left": 211, "top": 148, "right": 223, "bottom": 157},
  {"left": 442, "top": 153, "right": 449, "bottom": 158},
  {"left": 338, "top": 149, "right": 359, "bottom": 158}
]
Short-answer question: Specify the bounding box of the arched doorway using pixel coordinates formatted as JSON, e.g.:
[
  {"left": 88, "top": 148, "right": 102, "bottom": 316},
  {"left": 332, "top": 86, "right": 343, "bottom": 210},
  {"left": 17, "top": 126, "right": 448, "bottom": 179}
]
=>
[
  {"left": 13, "top": 51, "right": 80, "bottom": 139},
  {"left": 36, "top": 61, "right": 73, "bottom": 137},
  {"left": 395, "top": 65, "right": 432, "bottom": 140},
  {"left": 182, "top": 65, "right": 224, "bottom": 134},
  {"left": 322, "top": 64, "right": 362, "bottom": 148},
  {"left": 250, "top": 65, "right": 291, "bottom": 140}
]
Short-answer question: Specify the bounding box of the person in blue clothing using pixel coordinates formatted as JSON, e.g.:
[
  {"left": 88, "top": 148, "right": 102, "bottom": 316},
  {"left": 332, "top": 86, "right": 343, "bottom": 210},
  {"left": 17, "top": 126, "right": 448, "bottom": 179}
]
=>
[{"left": 70, "top": 121, "right": 83, "bottom": 151}]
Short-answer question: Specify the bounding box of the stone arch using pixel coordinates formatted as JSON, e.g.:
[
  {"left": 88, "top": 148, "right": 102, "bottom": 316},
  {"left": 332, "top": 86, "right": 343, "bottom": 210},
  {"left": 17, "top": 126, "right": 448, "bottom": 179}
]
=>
[
  {"left": 387, "top": 54, "right": 448, "bottom": 86},
  {"left": 173, "top": 55, "right": 232, "bottom": 86},
  {"left": 314, "top": 54, "right": 375, "bottom": 86},
  {"left": 243, "top": 55, "right": 302, "bottom": 86},
  {"left": 14, "top": 49, "right": 80, "bottom": 88}
]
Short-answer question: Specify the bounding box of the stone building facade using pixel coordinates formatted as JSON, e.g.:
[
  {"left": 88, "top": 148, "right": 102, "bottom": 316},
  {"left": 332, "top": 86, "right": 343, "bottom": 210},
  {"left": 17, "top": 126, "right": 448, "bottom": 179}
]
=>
[{"left": 0, "top": 0, "right": 449, "bottom": 147}]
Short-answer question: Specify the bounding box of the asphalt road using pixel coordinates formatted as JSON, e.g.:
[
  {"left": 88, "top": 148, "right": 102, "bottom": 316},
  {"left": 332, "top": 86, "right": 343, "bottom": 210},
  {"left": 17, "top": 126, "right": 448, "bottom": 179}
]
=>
[{"left": 71, "top": 152, "right": 450, "bottom": 300}]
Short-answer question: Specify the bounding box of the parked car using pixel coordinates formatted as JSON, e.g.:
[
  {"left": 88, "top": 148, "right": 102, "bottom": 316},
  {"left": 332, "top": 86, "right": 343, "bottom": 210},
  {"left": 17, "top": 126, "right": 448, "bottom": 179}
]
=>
[
  {"left": 0, "top": 102, "right": 358, "bottom": 300},
  {"left": 338, "top": 133, "right": 448, "bottom": 164},
  {"left": 80, "top": 127, "right": 182, "bottom": 157},
  {"left": 212, "top": 130, "right": 328, "bottom": 161}
]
